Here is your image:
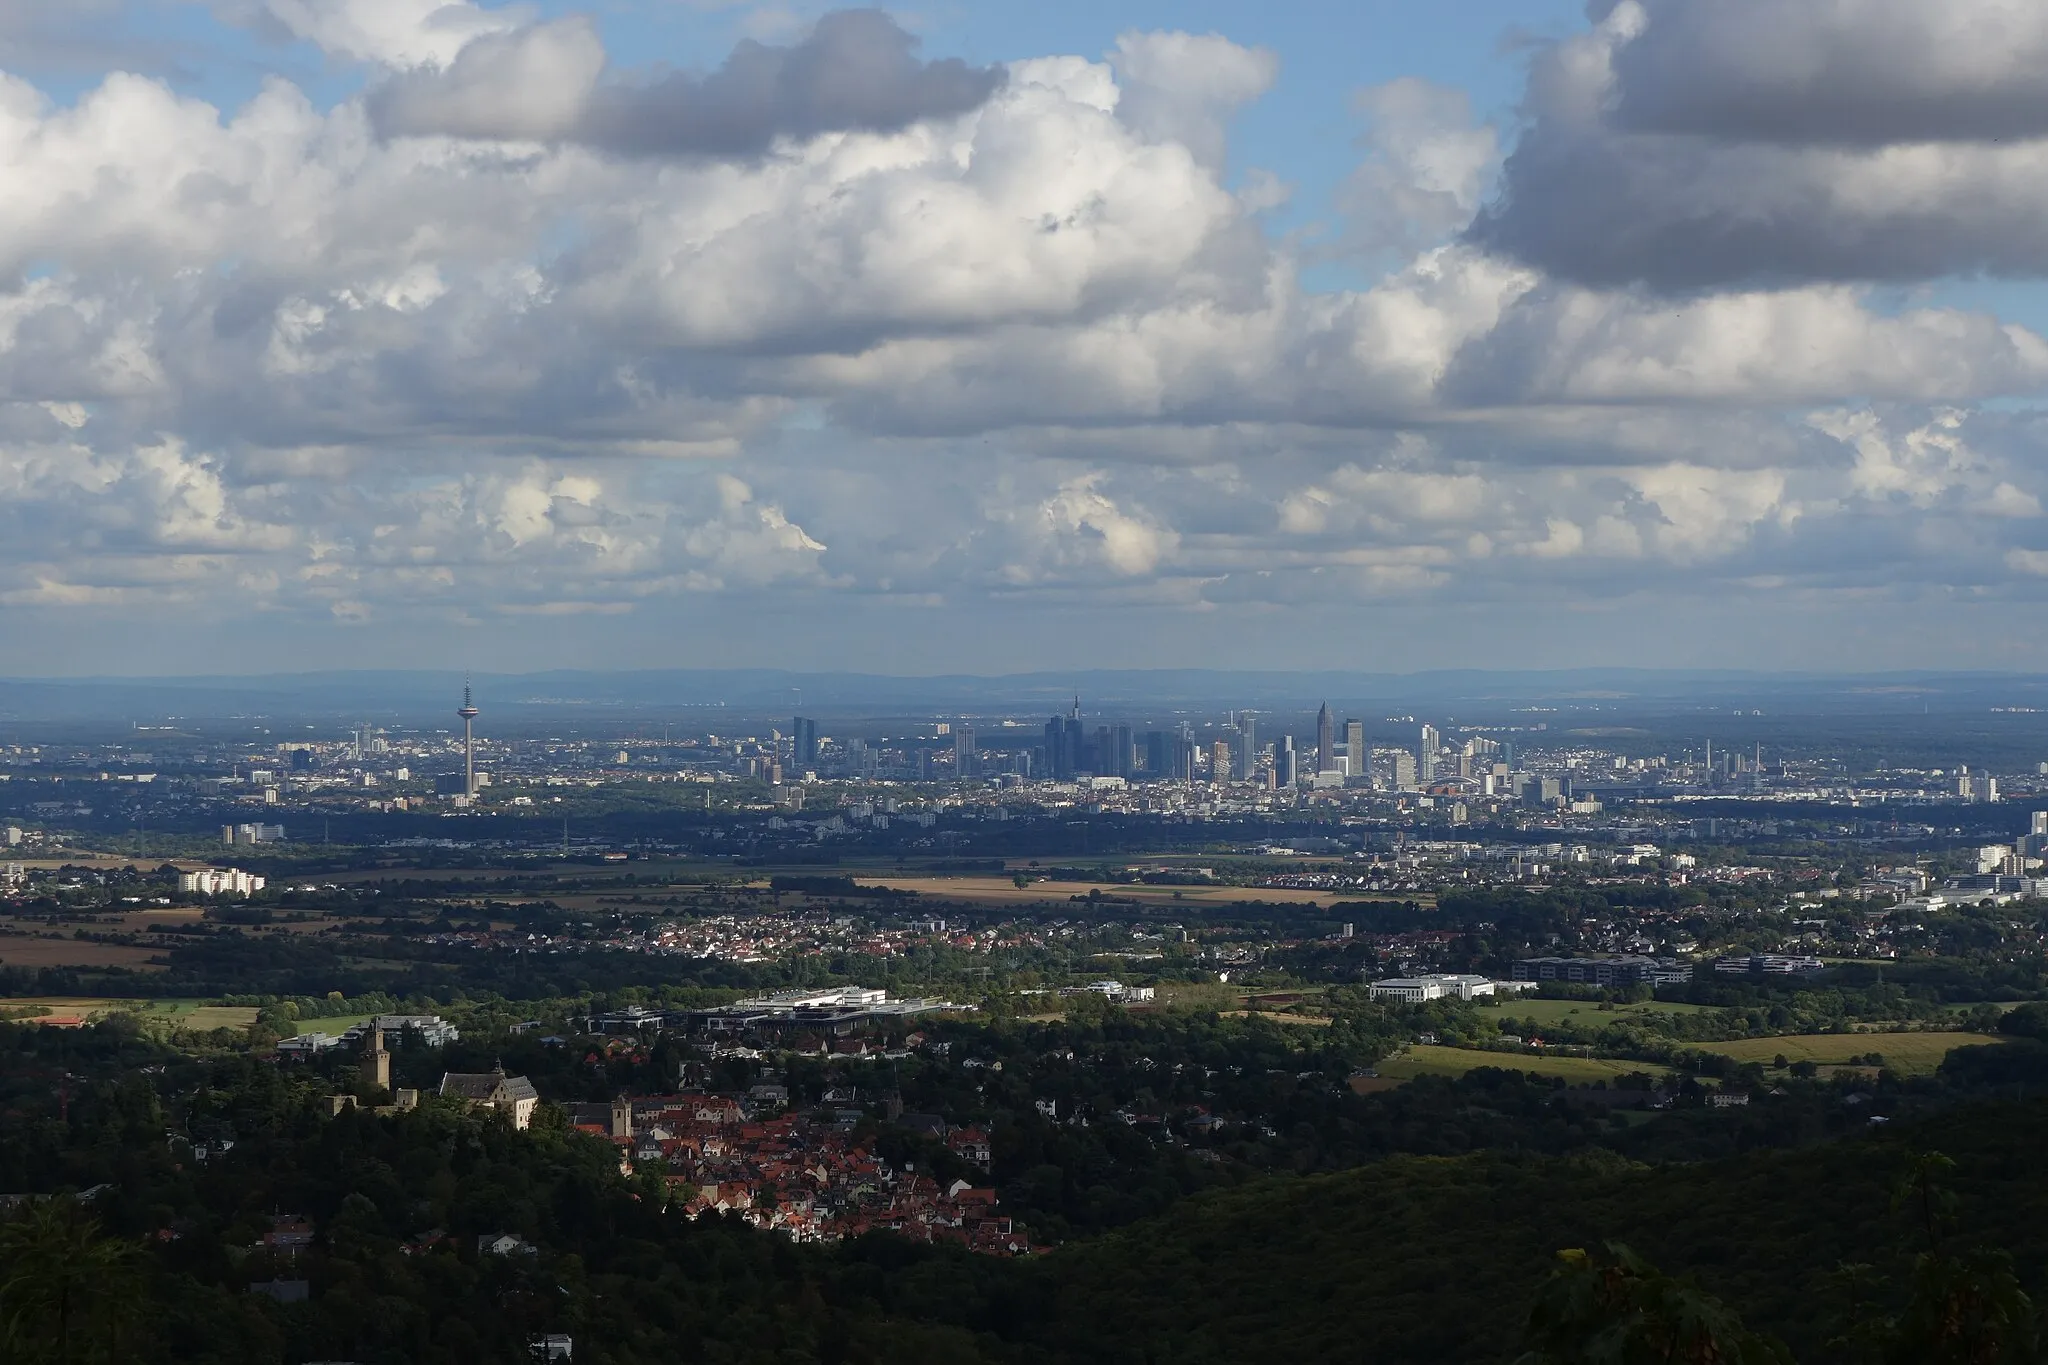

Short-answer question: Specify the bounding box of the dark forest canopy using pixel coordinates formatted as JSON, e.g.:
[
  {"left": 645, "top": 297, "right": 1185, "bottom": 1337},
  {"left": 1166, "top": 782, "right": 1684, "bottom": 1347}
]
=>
[{"left": 2, "top": 1017, "right": 2047, "bottom": 1363}]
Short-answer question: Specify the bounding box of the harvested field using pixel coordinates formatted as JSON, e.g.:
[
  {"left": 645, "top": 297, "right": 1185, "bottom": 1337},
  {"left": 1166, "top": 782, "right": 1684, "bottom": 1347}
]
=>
[
  {"left": 1222, "top": 1010, "right": 1334, "bottom": 1026},
  {"left": 0, "top": 935, "right": 165, "bottom": 969},
  {"left": 0, "top": 857, "right": 206, "bottom": 872},
  {"left": 852, "top": 875, "right": 1358, "bottom": 909},
  {"left": 0, "top": 998, "right": 257, "bottom": 1029}
]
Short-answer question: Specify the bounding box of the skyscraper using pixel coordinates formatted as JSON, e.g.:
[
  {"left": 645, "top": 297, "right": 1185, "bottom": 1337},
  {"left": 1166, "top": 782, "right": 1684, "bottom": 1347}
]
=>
[
  {"left": 1065, "top": 704, "right": 1088, "bottom": 776},
  {"left": 1108, "top": 724, "right": 1134, "bottom": 780},
  {"left": 1316, "top": 703, "right": 1335, "bottom": 776},
  {"left": 1343, "top": 719, "right": 1364, "bottom": 779},
  {"left": 1237, "top": 714, "right": 1259, "bottom": 781},
  {"left": 953, "top": 727, "right": 976, "bottom": 777},
  {"left": 1277, "top": 736, "right": 1297, "bottom": 788},
  {"left": 792, "top": 717, "right": 819, "bottom": 766},
  {"left": 1044, "top": 716, "right": 1068, "bottom": 779},
  {"left": 1045, "top": 700, "right": 1088, "bottom": 779},
  {"left": 457, "top": 680, "right": 480, "bottom": 799},
  {"left": 1419, "top": 723, "right": 1439, "bottom": 783}
]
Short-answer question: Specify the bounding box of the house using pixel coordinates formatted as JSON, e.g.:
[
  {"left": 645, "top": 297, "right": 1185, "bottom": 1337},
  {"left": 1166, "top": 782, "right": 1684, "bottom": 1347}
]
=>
[
  {"left": 900, "top": 1113, "right": 947, "bottom": 1140},
  {"left": 531, "top": 1334, "right": 573, "bottom": 1361},
  {"left": 947, "top": 1127, "right": 992, "bottom": 1166},
  {"left": 692, "top": 1097, "right": 744, "bottom": 1126},
  {"left": 477, "top": 1233, "right": 535, "bottom": 1256},
  {"left": 263, "top": 1216, "right": 315, "bottom": 1254},
  {"left": 438, "top": 1066, "right": 540, "bottom": 1129}
]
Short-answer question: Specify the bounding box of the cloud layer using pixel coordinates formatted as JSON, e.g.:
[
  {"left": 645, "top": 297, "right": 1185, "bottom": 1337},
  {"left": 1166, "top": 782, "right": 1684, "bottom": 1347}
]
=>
[
  {"left": 2, "top": 0, "right": 2048, "bottom": 671},
  {"left": 370, "top": 9, "right": 1007, "bottom": 157},
  {"left": 1474, "top": 0, "right": 2048, "bottom": 286}
]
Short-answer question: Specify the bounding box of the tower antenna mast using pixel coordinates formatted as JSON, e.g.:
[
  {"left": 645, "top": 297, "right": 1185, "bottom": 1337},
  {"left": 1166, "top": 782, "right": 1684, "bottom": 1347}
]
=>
[{"left": 458, "top": 677, "right": 480, "bottom": 800}]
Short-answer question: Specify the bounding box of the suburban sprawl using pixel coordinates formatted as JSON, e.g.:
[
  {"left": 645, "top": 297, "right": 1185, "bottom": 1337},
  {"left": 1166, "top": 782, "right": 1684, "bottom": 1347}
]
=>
[{"left": 9, "top": 673, "right": 2048, "bottom": 1362}]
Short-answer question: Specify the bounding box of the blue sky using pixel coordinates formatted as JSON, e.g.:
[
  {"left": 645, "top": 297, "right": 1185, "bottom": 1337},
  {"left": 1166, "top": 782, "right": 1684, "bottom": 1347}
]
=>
[{"left": 5, "top": 0, "right": 2048, "bottom": 676}]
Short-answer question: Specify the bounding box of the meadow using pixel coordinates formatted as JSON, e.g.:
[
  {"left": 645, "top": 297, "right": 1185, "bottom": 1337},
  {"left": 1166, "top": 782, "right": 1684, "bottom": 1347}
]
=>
[
  {"left": 1691, "top": 1031, "right": 2001, "bottom": 1077},
  {"left": 1481, "top": 997, "right": 1712, "bottom": 1027}
]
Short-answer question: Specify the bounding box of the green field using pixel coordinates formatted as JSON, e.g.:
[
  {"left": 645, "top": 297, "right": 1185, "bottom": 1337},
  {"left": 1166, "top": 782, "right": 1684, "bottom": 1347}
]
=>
[
  {"left": 1376, "top": 1044, "right": 1672, "bottom": 1085},
  {"left": 1691, "top": 1031, "right": 2001, "bottom": 1076},
  {"left": 1482, "top": 998, "right": 1712, "bottom": 1027}
]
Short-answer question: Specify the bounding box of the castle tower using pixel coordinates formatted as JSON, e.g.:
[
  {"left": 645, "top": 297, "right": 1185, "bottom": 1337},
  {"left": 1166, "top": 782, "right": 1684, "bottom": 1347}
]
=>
[
  {"left": 362, "top": 1021, "right": 391, "bottom": 1093},
  {"left": 610, "top": 1096, "right": 633, "bottom": 1141}
]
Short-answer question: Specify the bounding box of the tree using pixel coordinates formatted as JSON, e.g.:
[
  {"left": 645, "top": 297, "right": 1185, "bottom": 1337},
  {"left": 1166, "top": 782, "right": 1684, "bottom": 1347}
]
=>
[
  {"left": 0, "top": 1198, "right": 146, "bottom": 1365},
  {"left": 1997, "top": 1003, "right": 2048, "bottom": 1041},
  {"left": 1513, "top": 1243, "right": 1794, "bottom": 1365},
  {"left": 1887, "top": 1249, "right": 2038, "bottom": 1365},
  {"left": 1883, "top": 1152, "right": 2040, "bottom": 1365}
]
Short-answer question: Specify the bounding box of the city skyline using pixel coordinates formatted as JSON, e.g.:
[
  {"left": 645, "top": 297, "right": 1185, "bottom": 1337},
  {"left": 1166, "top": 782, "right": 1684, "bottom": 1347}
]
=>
[{"left": 5, "top": 2, "right": 2048, "bottom": 673}]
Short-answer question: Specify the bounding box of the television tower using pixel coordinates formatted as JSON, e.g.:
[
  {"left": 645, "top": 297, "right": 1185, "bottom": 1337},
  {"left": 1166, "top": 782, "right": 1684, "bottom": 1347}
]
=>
[{"left": 458, "top": 678, "right": 480, "bottom": 799}]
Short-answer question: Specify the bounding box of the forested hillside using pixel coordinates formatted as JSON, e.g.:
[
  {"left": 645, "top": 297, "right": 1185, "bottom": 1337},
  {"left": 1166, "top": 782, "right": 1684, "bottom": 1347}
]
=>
[{"left": 4, "top": 1019, "right": 2045, "bottom": 1363}]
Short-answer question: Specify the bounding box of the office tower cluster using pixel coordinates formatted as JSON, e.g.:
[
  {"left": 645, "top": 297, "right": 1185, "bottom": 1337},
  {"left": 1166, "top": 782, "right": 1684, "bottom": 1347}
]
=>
[
  {"left": 767, "top": 697, "right": 1576, "bottom": 809},
  {"left": 1020, "top": 699, "right": 1393, "bottom": 791}
]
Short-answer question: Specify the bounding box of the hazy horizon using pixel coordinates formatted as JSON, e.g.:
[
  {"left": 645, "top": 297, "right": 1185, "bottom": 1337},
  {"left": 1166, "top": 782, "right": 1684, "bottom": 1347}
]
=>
[{"left": 5, "top": 664, "right": 2048, "bottom": 730}]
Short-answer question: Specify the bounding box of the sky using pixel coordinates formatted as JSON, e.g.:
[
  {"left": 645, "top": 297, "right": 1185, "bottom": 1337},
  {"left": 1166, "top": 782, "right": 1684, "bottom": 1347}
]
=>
[{"left": 7, "top": 0, "right": 2048, "bottom": 677}]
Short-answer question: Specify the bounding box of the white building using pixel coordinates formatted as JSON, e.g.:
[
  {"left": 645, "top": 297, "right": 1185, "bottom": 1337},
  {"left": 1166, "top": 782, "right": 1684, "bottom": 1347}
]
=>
[
  {"left": 732, "top": 986, "right": 889, "bottom": 1010},
  {"left": 179, "top": 867, "right": 266, "bottom": 896},
  {"left": 1077, "top": 980, "right": 1156, "bottom": 1003},
  {"left": 1975, "top": 844, "right": 2017, "bottom": 874},
  {"left": 275, "top": 1032, "right": 339, "bottom": 1057},
  {"left": 340, "top": 1014, "right": 462, "bottom": 1048},
  {"left": 1369, "top": 973, "right": 1497, "bottom": 1004},
  {"left": 439, "top": 1066, "right": 540, "bottom": 1129}
]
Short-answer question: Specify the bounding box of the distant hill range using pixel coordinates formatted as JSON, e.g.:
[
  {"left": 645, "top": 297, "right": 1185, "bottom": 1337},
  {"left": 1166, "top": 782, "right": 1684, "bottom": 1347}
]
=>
[{"left": 0, "top": 666, "right": 2046, "bottom": 723}]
